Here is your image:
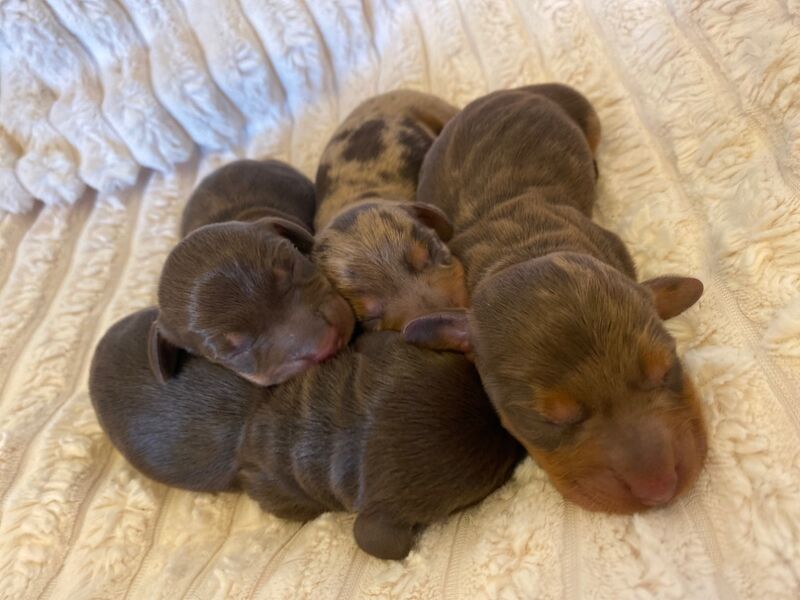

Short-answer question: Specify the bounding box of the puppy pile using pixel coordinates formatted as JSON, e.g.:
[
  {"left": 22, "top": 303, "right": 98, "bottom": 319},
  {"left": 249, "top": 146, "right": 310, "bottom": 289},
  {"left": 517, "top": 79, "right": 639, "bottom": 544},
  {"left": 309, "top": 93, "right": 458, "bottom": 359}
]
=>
[{"left": 89, "top": 85, "right": 707, "bottom": 561}]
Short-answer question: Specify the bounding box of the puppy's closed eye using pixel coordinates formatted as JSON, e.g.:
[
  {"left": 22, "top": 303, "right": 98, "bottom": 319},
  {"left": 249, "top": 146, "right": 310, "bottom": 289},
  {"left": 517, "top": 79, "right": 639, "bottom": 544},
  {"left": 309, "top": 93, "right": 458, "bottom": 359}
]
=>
[
  {"left": 271, "top": 263, "right": 300, "bottom": 295},
  {"left": 272, "top": 267, "right": 290, "bottom": 285},
  {"left": 224, "top": 332, "right": 252, "bottom": 356},
  {"left": 407, "top": 242, "right": 454, "bottom": 272},
  {"left": 536, "top": 390, "right": 585, "bottom": 426},
  {"left": 353, "top": 296, "right": 384, "bottom": 328},
  {"left": 639, "top": 343, "right": 679, "bottom": 390},
  {"left": 407, "top": 243, "right": 431, "bottom": 272}
]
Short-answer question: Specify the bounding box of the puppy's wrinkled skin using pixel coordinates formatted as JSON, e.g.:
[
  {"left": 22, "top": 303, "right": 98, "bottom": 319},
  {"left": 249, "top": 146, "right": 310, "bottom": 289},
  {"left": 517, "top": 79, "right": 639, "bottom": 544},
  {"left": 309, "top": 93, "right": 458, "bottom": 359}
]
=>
[
  {"left": 313, "top": 90, "right": 468, "bottom": 331},
  {"left": 90, "top": 308, "right": 523, "bottom": 560},
  {"left": 153, "top": 160, "right": 354, "bottom": 387},
  {"left": 406, "top": 84, "right": 708, "bottom": 514}
]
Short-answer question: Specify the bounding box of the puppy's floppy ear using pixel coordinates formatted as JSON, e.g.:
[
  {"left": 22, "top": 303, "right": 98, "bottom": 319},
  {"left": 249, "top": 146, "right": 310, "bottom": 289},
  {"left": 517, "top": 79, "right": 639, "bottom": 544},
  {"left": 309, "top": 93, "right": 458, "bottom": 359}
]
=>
[
  {"left": 260, "top": 217, "right": 315, "bottom": 254},
  {"left": 402, "top": 308, "right": 472, "bottom": 356},
  {"left": 641, "top": 276, "right": 704, "bottom": 320},
  {"left": 401, "top": 203, "right": 454, "bottom": 242},
  {"left": 408, "top": 105, "right": 453, "bottom": 135},
  {"left": 148, "top": 319, "right": 180, "bottom": 384}
]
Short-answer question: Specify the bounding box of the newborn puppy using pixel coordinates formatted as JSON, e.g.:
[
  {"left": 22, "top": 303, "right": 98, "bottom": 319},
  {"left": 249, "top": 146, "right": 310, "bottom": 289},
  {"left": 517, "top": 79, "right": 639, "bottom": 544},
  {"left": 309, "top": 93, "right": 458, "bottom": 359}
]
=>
[
  {"left": 406, "top": 84, "right": 708, "bottom": 514},
  {"left": 90, "top": 308, "right": 523, "bottom": 560},
  {"left": 152, "top": 159, "right": 355, "bottom": 387},
  {"left": 313, "top": 90, "right": 468, "bottom": 331},
  {"left": 180, "top": 158, "right": 317, "bottom": 236}
]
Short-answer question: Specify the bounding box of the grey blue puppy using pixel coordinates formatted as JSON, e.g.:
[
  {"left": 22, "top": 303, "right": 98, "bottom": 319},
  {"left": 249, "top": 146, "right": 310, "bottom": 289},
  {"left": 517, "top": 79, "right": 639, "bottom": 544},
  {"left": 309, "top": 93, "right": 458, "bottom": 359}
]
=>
[
  {"left": 151, "top": 159, "right": 354, "bottom": 387},
  {"left": 90, "top": 308, "right": 523, "bottom": 560}
]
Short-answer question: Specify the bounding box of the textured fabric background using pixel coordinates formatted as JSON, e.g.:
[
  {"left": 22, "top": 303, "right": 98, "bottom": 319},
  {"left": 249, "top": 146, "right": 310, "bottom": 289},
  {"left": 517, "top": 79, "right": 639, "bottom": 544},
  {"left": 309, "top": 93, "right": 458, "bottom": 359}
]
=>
[{"left": 0, "top": 0, "right": 799, "bottom": 598}]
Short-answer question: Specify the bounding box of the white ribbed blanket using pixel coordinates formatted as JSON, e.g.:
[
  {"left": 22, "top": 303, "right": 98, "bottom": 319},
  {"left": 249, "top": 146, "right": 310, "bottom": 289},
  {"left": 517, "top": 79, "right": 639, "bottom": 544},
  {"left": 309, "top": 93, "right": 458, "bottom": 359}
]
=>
[{"left": 0, "top": 0, "right": 799, "bottom": 598}]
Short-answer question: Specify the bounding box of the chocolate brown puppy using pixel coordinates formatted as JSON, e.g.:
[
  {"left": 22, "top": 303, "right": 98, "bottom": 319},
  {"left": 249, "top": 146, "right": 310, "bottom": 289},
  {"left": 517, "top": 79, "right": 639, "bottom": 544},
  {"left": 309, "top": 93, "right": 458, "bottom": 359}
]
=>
[
  {"left": 180, "top": 159, "right": 317, "bottom": 236},
  {"left": 406, "top": 84, "right": 708, "bottom": 514},
  {"left": 313, "top": 90, "right": 468, "bottom": 331},
  {"left": 152, "top": 159, "right": 355, "bottom": 387},
  {"left": 90, "top": 308, "right": 523, "bottom": 560}
]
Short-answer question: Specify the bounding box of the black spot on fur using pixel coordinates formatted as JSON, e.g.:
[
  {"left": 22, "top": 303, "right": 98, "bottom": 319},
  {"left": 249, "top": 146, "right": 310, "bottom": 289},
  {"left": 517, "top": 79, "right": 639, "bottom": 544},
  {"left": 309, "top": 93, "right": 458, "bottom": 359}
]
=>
[
  {"left": 316, "top": 163, "right": 333, "bottom": 202},
  {"left": 397, "top": 118, "right": 434, "bottom": 184},
  {"left": 398, "top": 118, "right": 433, "bottom": 152},
  {"left": 332, "top": 128, "right": 353, "bottom": 143},
  {"left": 342, "top": 119, "right": 387, "bottom": 162}
]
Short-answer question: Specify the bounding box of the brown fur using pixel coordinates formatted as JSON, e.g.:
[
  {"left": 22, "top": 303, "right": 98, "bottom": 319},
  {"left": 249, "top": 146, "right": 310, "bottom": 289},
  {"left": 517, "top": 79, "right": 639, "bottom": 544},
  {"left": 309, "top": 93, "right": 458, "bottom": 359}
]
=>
[
  {"left": 180, "top": 159, "right": 317, "bottom": 236},
  {"left": 89, "top": 308, "right": 523, "bottom": 560},
  {"left": 153, "top": 159, "right": 355, "bottom": 387},
  {"left": 405, "top": 84, "right": 708, "bottom": 513},
  {"left": 313, "top": 90, "right": 468, "bottom": 331}
]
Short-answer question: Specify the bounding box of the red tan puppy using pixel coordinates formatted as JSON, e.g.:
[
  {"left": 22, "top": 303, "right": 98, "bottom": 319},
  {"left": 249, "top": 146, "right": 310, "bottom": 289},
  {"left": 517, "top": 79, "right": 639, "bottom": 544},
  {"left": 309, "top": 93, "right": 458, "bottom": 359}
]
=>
[{"left": 405, "top": 84, "right": 708, "bottom": 514}]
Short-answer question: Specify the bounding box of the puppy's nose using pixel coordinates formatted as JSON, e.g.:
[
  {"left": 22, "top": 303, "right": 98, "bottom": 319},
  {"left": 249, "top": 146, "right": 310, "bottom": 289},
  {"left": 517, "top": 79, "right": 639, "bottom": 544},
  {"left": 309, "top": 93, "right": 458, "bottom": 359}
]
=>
[{"left": 627, "top": 470, "right": 678, "bottom": 506}]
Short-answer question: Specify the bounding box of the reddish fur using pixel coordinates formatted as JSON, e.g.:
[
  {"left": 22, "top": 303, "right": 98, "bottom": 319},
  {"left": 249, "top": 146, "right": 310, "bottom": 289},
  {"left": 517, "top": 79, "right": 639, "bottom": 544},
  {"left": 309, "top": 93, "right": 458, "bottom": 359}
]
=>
[
  {"left": 526, "top": 374, "right": 707, "bottom": 514},
  {"left": 409, "top": 84, "right": 707, "bottom": 513},
  {"left": 534, "top": 390, "right": 583, "bottom": 425}
]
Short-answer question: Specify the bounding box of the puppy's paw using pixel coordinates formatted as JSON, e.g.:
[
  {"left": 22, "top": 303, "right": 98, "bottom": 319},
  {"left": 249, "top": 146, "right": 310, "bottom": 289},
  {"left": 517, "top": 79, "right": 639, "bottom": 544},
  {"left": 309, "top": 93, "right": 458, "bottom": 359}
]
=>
[{"left": 354, "top": 510, "right": 416, "bottom": 560}]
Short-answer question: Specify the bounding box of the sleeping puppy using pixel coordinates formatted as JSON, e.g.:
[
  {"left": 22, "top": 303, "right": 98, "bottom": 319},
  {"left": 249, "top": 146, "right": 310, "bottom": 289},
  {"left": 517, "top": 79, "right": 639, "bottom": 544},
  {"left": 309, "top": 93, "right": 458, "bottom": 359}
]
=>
[
  {"left": 180, "top": 158, "right": 317, "bottom": 236},
  {"left": 313, "top": 90, "right": 469, "bottom": 331},
  {"left": 405, "top": 84, "right": 708, "bottom": 514},
  {"left": 90, "top": 308, "right": 523, "bottom": 560},
  {"left": 151, "top": 159, "right": 355, "bottom": 387}
]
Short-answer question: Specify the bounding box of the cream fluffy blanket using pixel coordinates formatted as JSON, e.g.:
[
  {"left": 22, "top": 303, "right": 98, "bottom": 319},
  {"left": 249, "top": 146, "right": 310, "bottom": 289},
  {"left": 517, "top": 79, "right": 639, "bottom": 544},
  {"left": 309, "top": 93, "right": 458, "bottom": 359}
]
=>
[{"left": 0, "top": 0, "right": 799, "bottom": 598}]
